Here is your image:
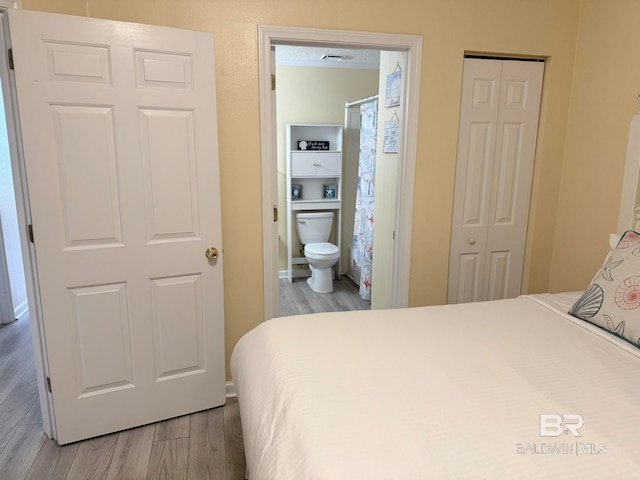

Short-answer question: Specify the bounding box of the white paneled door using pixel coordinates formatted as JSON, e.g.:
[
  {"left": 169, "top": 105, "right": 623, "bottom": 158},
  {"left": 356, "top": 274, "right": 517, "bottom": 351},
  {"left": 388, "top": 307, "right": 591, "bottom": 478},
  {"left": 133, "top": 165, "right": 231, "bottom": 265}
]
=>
[
  {"left": 448, "top": 58, "right": 543, "bottom": 304},
  {"left": 9, "top": 9, "right": 225, "bottom": 444}
]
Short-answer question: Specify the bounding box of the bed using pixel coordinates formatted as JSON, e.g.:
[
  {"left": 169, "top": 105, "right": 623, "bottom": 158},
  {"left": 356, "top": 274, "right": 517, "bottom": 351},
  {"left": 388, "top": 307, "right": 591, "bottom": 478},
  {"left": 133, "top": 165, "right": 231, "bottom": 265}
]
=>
[{"left": 231, "top": 113, "right": 640, "bottom": 479}]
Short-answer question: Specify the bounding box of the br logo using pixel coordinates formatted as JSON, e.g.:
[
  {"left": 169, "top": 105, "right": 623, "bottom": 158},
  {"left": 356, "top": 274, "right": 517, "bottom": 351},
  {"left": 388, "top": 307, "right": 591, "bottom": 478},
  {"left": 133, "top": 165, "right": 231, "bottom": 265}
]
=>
[{"left": 539, "top": 414, "right": 584, "bottom": 437}]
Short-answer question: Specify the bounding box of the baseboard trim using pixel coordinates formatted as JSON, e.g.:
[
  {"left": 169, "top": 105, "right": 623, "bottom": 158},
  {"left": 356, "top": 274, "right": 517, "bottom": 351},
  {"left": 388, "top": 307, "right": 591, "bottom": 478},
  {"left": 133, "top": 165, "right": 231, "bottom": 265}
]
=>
[
  {"left": 279, "top": 269, "right": 345, "bottom": 281},
  {"left": 14, "top": 300, "right": 28, "bottom": 321},
  {"left": 278, "top": 269, "right": 310, "bottom": 279},
  {"left": 225, "top": 381, "right": 237, "bottom": 398}
]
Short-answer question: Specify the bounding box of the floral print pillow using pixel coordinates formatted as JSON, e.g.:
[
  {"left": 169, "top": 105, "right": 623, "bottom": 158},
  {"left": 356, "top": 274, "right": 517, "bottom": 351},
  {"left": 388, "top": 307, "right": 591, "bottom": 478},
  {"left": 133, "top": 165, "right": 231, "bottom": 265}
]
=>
[{"left": 569, "top": 230, "right": 640, "bottom": 347}]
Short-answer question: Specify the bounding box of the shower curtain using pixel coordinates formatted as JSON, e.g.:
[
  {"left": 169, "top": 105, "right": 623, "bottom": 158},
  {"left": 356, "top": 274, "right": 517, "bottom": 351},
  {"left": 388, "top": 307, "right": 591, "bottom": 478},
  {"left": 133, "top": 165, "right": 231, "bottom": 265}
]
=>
[{"left": 351, "top": 100, "right": 378, "bottom": 301}]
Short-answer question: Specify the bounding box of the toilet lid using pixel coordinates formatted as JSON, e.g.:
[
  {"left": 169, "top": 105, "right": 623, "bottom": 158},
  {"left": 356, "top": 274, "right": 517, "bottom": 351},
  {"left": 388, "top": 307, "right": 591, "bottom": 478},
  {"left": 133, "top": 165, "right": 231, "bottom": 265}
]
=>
[{"left": 305, "top": 242, "right": 339, "bottom": 256}]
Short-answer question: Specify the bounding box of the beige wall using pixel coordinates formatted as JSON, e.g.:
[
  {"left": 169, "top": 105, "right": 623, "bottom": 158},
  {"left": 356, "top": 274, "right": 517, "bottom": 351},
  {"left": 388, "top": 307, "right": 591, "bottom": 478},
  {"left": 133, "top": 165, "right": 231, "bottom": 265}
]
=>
[
  {"left": 275, "top": 65, "right": 379, "bottom": 272},
  {"left": 549, "top": 0, "right": 640, "bottom": 292},
  {"left": 23, "top": 0, "right": 586, "bottom": 378}
]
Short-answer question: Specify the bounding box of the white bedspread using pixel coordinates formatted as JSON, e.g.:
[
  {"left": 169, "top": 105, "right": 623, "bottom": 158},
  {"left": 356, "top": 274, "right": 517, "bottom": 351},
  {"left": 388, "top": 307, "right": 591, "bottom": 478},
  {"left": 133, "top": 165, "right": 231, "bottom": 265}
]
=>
[{"left": 231, "top": 294, "right": 640, "bottom": 479}]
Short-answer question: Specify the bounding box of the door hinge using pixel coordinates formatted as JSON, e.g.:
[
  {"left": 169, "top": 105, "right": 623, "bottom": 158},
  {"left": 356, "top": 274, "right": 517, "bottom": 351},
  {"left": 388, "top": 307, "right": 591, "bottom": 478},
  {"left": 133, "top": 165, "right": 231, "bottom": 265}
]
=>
[
  {"left": 273, "top": 206, "right": 278, "bottom": 222},
  {"left": 28, "top": 224, "right": 34, "bottom": 243},
  {"left": 46, "top": 377, "right": 52, "bottom": 393},
  {"left": 271, "top": 73, "right": 276, "bottom": 91},
  {"left": 7, "top": 48, "right": 13, "bottom": 70}
]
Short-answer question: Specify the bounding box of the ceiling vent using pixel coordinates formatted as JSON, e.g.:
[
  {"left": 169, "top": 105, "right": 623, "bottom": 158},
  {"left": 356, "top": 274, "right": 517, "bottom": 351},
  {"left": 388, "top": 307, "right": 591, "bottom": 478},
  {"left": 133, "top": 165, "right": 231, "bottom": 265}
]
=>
[{"left": 321, "top": 54, "right": 345, "bottom": 62}]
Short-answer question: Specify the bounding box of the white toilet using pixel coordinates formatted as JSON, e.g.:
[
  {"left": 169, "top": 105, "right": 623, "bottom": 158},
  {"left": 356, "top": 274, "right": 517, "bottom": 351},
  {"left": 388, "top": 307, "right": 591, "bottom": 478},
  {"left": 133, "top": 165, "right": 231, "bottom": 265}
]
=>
[{"left": 295, "top": 212, "right": 340, "bottom": 293}]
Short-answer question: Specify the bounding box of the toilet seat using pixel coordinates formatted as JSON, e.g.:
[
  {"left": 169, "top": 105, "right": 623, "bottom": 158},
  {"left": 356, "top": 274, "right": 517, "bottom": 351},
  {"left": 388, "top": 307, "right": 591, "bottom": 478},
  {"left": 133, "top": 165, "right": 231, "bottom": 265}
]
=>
[{"left": 304, "top": 242, "right": 339, "bottom": 258}]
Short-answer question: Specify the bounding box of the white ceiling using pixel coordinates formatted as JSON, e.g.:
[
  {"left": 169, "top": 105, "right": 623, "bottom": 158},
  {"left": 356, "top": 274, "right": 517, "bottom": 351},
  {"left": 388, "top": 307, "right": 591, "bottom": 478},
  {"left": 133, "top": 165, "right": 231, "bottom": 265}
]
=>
[{"left": 275, "top": 45, "right": 380, "bottom": 70}]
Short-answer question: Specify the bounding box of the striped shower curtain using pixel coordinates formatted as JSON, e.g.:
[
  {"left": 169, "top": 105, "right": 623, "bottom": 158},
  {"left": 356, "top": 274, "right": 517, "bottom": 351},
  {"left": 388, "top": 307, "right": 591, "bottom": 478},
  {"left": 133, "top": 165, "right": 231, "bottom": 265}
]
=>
[{"left": 351, "top": 100, "right": 378, "bottom": 301}]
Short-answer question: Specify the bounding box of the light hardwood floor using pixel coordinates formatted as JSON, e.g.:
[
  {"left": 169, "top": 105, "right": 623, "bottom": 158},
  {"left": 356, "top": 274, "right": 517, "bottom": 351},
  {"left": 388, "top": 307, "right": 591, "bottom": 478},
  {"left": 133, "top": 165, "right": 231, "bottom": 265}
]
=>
[
  {"left": 0, "top": 316, "right": 246, "bottom": 480},
  {"left": 0, "top": 276, "right": 366, "bottom": 479},
  {"left": 279, "top": 275, "right": 371, "bottom": 316}
]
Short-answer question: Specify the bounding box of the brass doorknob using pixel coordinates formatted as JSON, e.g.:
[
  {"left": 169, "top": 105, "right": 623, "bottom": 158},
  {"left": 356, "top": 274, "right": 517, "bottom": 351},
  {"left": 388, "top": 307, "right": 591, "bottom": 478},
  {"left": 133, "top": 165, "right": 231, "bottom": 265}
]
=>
[{"left": 205, "top": 246, "right": 219, "bottom": 260}]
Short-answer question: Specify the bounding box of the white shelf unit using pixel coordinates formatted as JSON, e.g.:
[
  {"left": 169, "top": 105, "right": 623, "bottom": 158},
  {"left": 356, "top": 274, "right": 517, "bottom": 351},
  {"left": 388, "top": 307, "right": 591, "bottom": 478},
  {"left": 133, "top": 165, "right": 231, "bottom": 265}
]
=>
[{"left": 286, "top": 124, "right": 343, "bottom": 282}]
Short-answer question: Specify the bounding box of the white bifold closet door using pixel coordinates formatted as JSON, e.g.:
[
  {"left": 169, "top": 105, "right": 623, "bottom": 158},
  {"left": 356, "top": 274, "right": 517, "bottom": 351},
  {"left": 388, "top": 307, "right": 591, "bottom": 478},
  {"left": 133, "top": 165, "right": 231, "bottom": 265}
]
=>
[{"left": 448, "top": 57, "right": 544, "bottom": 304}]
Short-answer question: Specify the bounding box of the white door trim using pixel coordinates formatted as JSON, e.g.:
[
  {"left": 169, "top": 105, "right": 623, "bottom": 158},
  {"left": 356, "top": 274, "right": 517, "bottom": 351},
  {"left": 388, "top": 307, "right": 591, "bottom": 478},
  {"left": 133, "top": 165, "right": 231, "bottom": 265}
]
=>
[
  {"left": 0, "top": 2, "right": 22, "bottom": 326},
  {"left": 259, "top": 25, "right": 422, "bottom": 319},
  {"left": 0, "top": 6, "right": 55, "bottom": 439}
]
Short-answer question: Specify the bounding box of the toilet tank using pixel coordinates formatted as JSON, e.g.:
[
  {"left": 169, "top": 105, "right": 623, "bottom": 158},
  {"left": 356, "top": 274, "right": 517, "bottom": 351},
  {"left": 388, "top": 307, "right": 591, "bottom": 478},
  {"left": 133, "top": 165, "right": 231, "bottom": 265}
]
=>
[{"left": 296, "top": 212, "right": 334, "bottom": 244}]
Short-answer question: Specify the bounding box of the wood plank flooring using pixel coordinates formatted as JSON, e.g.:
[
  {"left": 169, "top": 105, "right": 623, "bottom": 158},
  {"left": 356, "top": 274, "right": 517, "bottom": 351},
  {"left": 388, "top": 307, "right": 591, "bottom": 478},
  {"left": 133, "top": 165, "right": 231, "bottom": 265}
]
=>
[
  {"left": 0, "top": 316, "right": 246, "bottom": 480},
  {"left": 0, "top": 276, "right": 366, "bottom": 479},
  {"left": 279, "top": 275, "right": 371, "bottom": 316}
]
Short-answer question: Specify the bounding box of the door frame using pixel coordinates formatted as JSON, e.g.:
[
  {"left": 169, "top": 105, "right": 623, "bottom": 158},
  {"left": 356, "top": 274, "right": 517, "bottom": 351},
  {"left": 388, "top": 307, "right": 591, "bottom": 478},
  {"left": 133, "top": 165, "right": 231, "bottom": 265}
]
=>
[
  {"left": 259, "top": 25, "right": 422, "bottom": 319},
  {"left": 0, "top": 2, "right": 56, "bottom": 439},
  {"left": 0, "top": 4, "right": 22, "bottom": 327}
]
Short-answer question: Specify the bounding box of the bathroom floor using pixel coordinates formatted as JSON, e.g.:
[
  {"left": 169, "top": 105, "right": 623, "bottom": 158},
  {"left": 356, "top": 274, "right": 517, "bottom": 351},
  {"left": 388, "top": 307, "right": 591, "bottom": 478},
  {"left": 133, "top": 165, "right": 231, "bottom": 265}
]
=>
[{"left": 279, "top": 276, "right": 371, "bottom": 317}]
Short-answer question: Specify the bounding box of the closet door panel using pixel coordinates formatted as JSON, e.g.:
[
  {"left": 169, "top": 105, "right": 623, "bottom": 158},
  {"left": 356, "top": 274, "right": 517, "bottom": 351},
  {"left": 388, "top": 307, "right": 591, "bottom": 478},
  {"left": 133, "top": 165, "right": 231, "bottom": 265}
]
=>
[
  {"left": 484, "top": 60, "right": 544, "bottom": 300},
  {"left": 492, "top": 122, "right": 523, "bottom": 225},
  {"left": 455, "top": 252, "right": 484, "bottom": 303},
  {"left": 449, "top": 58, "right": 544, "bottom": 304},
  {"left": 448, "top": 59, "right": 501, "bottom": 304},
  {"left": 462, "top": 122, "right": 494, "bottom": 226},
  {"left": 486, "top": 250, "right": 511, "bottom": 301}
]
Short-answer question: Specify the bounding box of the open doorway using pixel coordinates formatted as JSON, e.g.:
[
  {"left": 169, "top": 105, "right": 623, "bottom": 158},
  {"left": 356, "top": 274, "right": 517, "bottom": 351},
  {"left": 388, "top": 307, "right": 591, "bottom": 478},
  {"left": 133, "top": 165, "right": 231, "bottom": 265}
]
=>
[
  {"left": 275, "top": 45, "right": 380, "bottom": 316},
  {"left": 0, "top": 6, "right": 55, "bottom": 441},
  {"left": 0, "top": 76, "right": 27, "bottom": 326},
  {"left": 259, "top": 26, "right": 423, "bottom": 320}
]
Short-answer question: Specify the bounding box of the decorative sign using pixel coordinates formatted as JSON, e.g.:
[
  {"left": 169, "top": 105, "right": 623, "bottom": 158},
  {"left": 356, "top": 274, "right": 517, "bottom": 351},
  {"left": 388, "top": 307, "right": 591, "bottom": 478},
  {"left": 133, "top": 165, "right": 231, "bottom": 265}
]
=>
[
  {"left": 383, "top": 114, "right": 400, "bottom": 153},
  {"left": 298, "top": 140, "right": 329, "bottom": 150},
  {"left": 385, "top": 64, "right": 402, "bottom": 108},
  {"left": 323, "top": 184, "right": 337, "bottom": 199}
]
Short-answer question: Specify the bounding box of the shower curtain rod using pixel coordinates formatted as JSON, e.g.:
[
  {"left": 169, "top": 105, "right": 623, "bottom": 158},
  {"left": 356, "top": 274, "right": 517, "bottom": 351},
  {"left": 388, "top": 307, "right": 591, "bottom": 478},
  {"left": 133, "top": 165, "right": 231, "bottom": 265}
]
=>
[{"left": 345, "top": 94, "right": 379, "bottom": 108}]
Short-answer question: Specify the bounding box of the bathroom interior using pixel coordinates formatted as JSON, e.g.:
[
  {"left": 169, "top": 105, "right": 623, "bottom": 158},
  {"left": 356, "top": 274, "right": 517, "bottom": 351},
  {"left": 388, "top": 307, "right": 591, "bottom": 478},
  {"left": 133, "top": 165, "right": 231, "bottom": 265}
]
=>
[{"left": 275, "top": 45, "right": 406, "bottom": 315}]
